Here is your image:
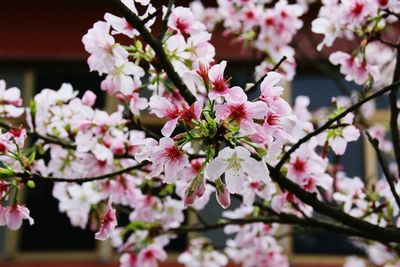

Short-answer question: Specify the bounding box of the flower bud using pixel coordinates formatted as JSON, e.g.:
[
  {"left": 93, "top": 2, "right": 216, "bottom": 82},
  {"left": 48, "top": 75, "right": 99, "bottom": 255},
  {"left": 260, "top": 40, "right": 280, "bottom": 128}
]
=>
[
  {"left": 82, "top": 90, "right": 97, "bottom": 106},
  {"left": 215, "top": 178, "right": 230, "bottom": 209}
]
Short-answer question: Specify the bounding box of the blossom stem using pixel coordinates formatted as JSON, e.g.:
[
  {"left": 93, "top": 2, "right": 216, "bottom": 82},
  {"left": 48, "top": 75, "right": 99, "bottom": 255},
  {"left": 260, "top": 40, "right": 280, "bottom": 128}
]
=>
[
  {"left": 245, "top": 56, "right": 287, "bottom": 96},
  {"left": 366, "top": 130, "right": 400, "bottom": 210}
]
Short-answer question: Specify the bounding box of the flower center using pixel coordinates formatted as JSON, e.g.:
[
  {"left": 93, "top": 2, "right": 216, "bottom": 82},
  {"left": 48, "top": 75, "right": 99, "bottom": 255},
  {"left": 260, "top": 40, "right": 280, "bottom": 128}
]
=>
[
  {"left": 164, "top": 146, "right": 183, "bottom": 164},
  {"left": 229, "top": 104, "right": 247, "bottom": 123},
  {"left": 293, "top": 157, "right": 305, "bottom": 173},
  {"left": 228, "top": 153, "right": 244, "bottom": 171}
]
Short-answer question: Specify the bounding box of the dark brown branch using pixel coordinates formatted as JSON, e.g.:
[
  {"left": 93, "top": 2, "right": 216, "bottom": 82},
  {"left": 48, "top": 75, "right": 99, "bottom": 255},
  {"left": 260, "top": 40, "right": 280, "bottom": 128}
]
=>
[
  {"left": 276, "top": 79, "right": 400, "bottom": 171},
  {"left": 169, "top": 212, "right": 395, "bottom": 243},
  {"left": 267, "top": 165, "right": 400, "bottom": 243},
  {"left": 110, "top": 0, "right": 196, "bottom": 105},
  {"left": 246, "top": 56, "right": 287, "bottom": 95},
  {"left": 142, "top": 7, "right": 162, "bottom": 24},
  {"left": 158, "top": 0, "right": 174, "bottom": 40},
  {"left": 0, "top": 120, "right": 76, "bottom": 150},
  {"left": 365, "top": 131, "right": 400, "bottom": 209},
  {"left": 389, "top": 47, "right": 400, "bottom": 179},
  {"left": 379, "top": 38, "right": 400, "bottom": 48},
  {"left": 17, "top": 161, "right": 149, "bottom": 183}
]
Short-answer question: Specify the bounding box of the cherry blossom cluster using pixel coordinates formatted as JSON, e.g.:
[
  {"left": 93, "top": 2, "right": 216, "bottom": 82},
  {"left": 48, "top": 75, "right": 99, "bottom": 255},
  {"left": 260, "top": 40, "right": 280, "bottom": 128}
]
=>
[
  {"left": 344, "top": 242, "right": 400, "bottom": 267},
  {"left": 312, "top": 0, "right": 400, "bottom": 86},
  {"left": 224, "top": 207, "right": 289, "bottom": 267},
  {"left": 191, "top": 0, "right": 305, "bottom": 81},
  {"left": 178, "top": 238, "right": 228, "bottom": 267},
  {"left": 0, "top": 1, "right": 400, "bottom": 267},
  {"left": 0, "top": 125, "right": 34, "bottom": 230}
]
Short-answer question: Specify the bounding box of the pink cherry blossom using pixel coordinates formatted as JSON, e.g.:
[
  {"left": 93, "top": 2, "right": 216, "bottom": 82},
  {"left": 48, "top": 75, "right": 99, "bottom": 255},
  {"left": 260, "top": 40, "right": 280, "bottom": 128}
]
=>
[
  {"left": 148, "top": 137, "right": 189, "bottom": 183},
  {"left": 104, "top": 13, "right": 138, "bottom": 38},
  {"left": 329, "top": 51, "right": 380, "bottom": 85},
  {"left": 95, "top": 199, "right": 117, "bottom": 240},
  {"left": 4, "top": 204, "right": 34, "bottom": 230},
  {"left": 0, "top": 80, "right": 24, "bottom": 118},
  {"left": 216, "top": 90, "right": 268, "bottom": 134},
  {"left": 208, "top": 61, "right": 243, "bottom": 101},
  {"left": 149, "top": 96, "right": 202, "bottom": 137},
  {"left": 328, "top": 114, "right": 360, "bottom": 155},
  {"left": 137, "top": 245, "right": 167, "bottom": 267},
  {"left": 259, "top": 72, "right": 291, "bottom": 115},
  {"left": 168, "top": 7, "right": 206, "bottom": 37}
]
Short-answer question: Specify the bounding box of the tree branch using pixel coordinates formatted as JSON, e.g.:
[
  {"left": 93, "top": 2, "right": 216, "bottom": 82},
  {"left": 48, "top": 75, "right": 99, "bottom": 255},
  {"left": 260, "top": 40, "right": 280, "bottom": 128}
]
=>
[
  {"left": 246, "top": 56, "right": 287, "bottom": 96},
  {"left": 366, "top": 131, "right": 400, "bottom": 210},
  {"left": 276, "top": 79, "right": 400, "bottom": 171},
  {"left": 267, "top": 164, "right": 400, "bottom": 243},
  {"left": 158, "top": 0, "right": 174, "bottom": 40},
  {"left": 17, "top": 161, "right": 149, "bottom": 183},
  {"left": 0, "top": 120, "right": 76, "bottom": 150},
  {"left": 389, "top": 47, "right": 400, "bottom": 179},
  {"left": 168, "top": 212, "right": 396, "bottom": 243},
  {"left": 110, "top": 0, "right": 196, "bottom": 105}
]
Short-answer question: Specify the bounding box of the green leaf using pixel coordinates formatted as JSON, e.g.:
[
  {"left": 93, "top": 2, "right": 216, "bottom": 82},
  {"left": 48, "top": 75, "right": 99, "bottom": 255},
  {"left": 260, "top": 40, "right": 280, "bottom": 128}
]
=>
[
  {"left": 0, "top": 165, "right": 15, "bottom": 179},
  {"left": 27, "top": 151, "right": 36, "bottom": 164},
  {"left": 29, "top": 99, "right": 37, "bottom": 117}
]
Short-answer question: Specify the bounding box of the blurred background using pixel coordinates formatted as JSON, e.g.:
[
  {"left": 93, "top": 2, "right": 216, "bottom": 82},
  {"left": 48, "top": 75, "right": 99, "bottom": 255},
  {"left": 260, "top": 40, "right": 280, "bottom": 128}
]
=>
[{"left": 0, "top": 0, "right": 389, "bottom": 266}]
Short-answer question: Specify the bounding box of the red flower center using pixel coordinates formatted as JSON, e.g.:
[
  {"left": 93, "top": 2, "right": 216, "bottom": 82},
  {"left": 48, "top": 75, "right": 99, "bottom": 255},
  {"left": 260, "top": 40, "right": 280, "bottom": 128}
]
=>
[
  {"left": 245, "top": 10, "right": 254, "bottom": 20},
  {"left": 166, "top": 105, "right": 180, "bottom": 119},
  {"left": 0, "top": 142, "right": 7, "bottom": 153},
  {"left": 293, "top": 157, "right": 305, "bottom": 173},
  {"left": 164, "top": 146, "right": 183, "bottom": 164},
  {"left": 143, "top": 250, "right": 154, "bottom": 260},
  {"left": 213, "top": 78, "right": 228, "bottom": 93},
  {"left": 351, "top": 2, "right": 364, "bottom": 16},
  {"left": 175, "top": 18, "right": 189, "bottom": 34},
  {"left": 266, "top": 113, "right": 280, "bottom": 126},
  {"left": 179, "top": 105, "right": 196, "bottom": 123},
  {"left": 229, "top": 104, "right": 247, "bottom": 123},
  {"left": 378, "top": 0, "right": 388, "bottom": 6}
]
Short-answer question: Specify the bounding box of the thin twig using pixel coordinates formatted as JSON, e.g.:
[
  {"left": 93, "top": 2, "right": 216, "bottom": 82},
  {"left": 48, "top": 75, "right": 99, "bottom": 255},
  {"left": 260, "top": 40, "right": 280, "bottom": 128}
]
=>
[
  {"left": 245, "top": 56, "right": 287, "bottom": 95},
  {"left": 142, "top": 7, "right": 162, "bottom": 24},
  {"left": 17, "top": 161, "right": 149, "bottom": 183},
  {"left": 276, "top": 79, "right": 400, "bottom": 171},
  {"left": 0, "top": 120, "right": 76, "bottom": 149},
  {"left": 366, "top": 131, "right": 400, "bottom": 209},
  {"left": 389, "top": 47, "right": 400, "bottom": 179},
  {"left": 158, "top": 0, "right": 174, "bottom": 40}
]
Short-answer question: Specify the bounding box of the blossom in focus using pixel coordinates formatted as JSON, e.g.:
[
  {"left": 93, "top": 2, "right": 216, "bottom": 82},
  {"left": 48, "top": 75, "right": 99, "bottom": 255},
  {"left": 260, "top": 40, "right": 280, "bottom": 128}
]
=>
[
  {"left": 148, "top": 137, "right": 189, "bottom": 183},
  {"left": 206, "top": 146, "right": 270, "bottom": 194}
]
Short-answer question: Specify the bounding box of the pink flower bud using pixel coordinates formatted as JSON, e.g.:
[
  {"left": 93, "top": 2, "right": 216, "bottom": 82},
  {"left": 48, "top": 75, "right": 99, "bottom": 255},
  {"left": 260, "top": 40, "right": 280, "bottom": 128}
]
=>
[
  {"left": 216, "top": 183, "right": 230, "bottom": 209},
  {"left": 195, "top": 182, "right": 205, "bottom": 198},
  {"left": 82, "top": 90, "right": 96, "bottom": 106},
  {"left": 184, "top": 193, "right": 196, "bottom": 207}
]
